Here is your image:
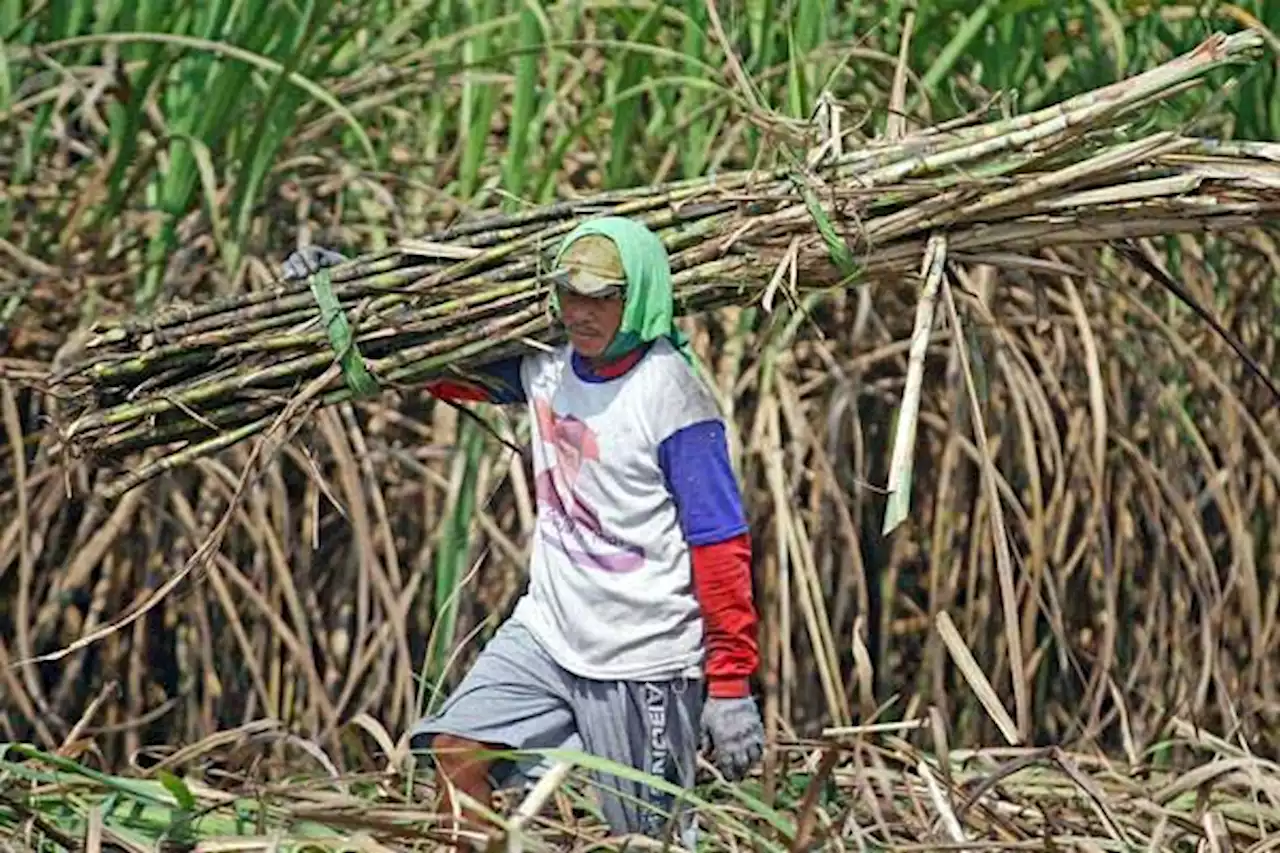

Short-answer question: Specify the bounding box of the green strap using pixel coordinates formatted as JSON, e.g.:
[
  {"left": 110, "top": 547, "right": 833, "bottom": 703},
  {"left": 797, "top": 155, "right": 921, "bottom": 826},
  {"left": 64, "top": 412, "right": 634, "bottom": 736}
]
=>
[{"left": 308, "top": 268, "right": 380, "bottom": 399}]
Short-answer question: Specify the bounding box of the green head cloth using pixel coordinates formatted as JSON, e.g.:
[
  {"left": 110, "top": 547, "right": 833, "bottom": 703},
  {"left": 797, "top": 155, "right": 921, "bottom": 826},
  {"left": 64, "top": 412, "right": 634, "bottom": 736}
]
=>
[{"left": 550, "top": 216, "right": 693, "bottom": 365}]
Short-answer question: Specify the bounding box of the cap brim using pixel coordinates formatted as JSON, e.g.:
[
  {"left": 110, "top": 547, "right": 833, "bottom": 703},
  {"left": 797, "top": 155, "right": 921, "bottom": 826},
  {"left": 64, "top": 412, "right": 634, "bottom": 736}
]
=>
[
  {"left": 544, "top": 267, "right": 623, "bottom": 297},
  {"left": 568, "top": 272, "right": 623, "bottom": 296}
]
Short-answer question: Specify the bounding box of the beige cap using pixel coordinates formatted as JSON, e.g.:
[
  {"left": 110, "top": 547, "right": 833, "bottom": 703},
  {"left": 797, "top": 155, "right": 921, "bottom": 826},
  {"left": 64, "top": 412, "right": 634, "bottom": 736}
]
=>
[{"left": 555, "top": 235, "right": 626, "bottom": 297}]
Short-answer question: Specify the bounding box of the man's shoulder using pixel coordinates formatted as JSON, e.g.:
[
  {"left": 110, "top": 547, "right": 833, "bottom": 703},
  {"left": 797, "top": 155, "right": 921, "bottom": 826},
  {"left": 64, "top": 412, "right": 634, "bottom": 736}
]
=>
[
  {"left": 635, "top": 340, "right": 723, "bottom": 432},
  {"left": 520, "top": 343, "right": 571, "bottom": 384},
  {"left": 639, "top": 339, "right": 701, "bottom": 382}
]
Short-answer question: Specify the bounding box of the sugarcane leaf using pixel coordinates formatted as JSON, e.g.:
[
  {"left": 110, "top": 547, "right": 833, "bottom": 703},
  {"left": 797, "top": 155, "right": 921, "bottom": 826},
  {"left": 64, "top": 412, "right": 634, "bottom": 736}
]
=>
[
  {"left": 882, "top": 233, "right": 946, "bottom": 535},
  {"left": 155, "top": 770, "right": 195, "bottom": 813},
  {"left": 21, "top": 32, "right": 377, "bottom": 163},
  {"left": 790, "top": 172, "right": 858, "bottom": 280}
]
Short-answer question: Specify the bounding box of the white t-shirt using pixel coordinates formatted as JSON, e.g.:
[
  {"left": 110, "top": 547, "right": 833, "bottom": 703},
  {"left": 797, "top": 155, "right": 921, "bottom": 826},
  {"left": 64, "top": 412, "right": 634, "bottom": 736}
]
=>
[{"left": 505, "top": 339, "right": 736, "bottom": 682}]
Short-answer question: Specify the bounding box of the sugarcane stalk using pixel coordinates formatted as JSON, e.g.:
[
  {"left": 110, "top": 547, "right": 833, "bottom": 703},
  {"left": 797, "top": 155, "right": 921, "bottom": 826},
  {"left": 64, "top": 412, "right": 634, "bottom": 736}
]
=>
[{"left": 39, "top": 30, "right": 1280, "bottom": 504}]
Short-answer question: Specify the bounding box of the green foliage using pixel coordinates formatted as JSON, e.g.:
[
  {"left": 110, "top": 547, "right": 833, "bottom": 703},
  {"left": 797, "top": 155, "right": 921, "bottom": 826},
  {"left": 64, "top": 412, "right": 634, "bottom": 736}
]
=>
[
  {"left": 5, "top": 1, "right": 1274, "bottom": 311},
  {"left": 426, "top": 417, "right": 485, "bottom": 702}
]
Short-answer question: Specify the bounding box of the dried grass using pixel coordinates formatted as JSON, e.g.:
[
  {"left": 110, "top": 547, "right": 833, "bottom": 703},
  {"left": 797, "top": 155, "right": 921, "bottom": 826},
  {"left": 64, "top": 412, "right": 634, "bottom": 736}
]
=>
[
  {"left": 4, "top": 713, "right": 1280, "bottom": 851},
  {"left": 2, "top": 228, "right": 1277, "bottom": 765}
]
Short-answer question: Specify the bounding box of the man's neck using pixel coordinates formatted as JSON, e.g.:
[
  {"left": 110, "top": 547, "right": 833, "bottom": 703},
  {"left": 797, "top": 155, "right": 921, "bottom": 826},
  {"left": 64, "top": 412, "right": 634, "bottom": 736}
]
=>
[{"left": 572, "top": 344, "right": 649, "bottom": 382}]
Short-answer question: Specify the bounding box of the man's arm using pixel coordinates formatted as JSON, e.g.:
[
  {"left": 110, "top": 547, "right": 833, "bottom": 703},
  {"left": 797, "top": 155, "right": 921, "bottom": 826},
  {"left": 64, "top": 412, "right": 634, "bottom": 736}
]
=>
[
  {"left": 658, "top": 419, "right": 758, "bottom": 698},
  {"left": 659, "top": 415, "right": 763, "bottom": 781},
  {"left": 425, "top": 357, "right": 527, "bottom": 405}
]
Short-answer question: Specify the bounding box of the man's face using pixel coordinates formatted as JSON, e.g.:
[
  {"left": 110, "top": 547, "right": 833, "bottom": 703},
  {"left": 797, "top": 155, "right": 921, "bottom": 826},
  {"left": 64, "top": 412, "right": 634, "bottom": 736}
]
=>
[{"left": 558, "top": 287, "right": 624, "bottom": 358}]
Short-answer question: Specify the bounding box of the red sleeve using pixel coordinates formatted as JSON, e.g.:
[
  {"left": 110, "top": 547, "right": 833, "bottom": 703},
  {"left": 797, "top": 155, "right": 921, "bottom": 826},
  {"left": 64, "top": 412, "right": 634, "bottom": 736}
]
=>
[
  {"left": 690, "top": 532, "right": 758, "bottom": 698},
  {"left": 424, "top": 356, "right": 526, "bottom": 405},
  {"left": 425, "top": 379, "right": 494, "bottom": 403}
]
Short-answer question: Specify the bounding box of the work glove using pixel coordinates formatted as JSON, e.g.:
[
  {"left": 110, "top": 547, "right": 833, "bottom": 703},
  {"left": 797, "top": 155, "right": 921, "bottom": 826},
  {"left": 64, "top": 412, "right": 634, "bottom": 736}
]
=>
[
  {"left": 700, "top": 696, "right": 764, "bottom": 781},
  {"left": 281, "top": 245, "right": 347, "bottom": 281}
]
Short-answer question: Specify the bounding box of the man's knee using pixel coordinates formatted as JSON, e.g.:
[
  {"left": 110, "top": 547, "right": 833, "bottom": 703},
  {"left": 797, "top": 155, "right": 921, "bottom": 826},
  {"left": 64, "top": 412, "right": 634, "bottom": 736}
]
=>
[
  {"left": 433, "top": 734, "right": 489, "bottom": 765},
  {"left": 432, "top": 733, "right": 507, "bottom": 783}
]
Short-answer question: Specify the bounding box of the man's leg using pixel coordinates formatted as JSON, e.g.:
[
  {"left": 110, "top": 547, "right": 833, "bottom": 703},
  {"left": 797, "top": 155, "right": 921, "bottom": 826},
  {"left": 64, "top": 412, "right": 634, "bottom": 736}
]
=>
[
  {"left": 430, "top": 732, "right": 502, "bottom": 830},
  {"left": 571, "top": 676, "right": 703, "bottom": 846},
  {"left": 409, "top": 619, "right": 576, "bottom": 841}
]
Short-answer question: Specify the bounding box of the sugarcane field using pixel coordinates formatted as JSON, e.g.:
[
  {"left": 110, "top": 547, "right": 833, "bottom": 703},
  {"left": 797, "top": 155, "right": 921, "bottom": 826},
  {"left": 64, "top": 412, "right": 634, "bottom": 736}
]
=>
[{"left": 5, "top": 1, "right": 1280, "bottom": 850}]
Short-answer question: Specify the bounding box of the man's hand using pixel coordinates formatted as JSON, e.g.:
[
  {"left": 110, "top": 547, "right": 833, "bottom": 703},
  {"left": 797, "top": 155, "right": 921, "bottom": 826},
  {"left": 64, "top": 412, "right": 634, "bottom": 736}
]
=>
[
  {"left": 281, "top": 245, "right": 347, "bottom": 281},
  {"left": 700, "top": 696, "right": 764, "bottom": 781}
]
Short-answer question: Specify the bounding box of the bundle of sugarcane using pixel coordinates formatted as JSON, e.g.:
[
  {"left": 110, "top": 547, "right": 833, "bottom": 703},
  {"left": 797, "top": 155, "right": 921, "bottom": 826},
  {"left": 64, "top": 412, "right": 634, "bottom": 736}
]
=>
[{"left": 44, "top": 30, "right": 1280, "bottom": 499}]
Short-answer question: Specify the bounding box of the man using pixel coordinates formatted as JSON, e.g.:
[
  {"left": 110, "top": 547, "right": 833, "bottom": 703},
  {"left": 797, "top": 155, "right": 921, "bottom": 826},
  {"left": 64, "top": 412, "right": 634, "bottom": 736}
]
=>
[{"left": 282, "top": 216, "right": 764, "bottom": 845}]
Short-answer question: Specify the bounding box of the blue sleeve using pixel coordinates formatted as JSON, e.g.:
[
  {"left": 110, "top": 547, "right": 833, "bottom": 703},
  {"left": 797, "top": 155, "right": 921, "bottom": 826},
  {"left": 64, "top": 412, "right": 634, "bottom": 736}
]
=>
[
  {"left": 658, "top": 419, "right": 750, "bottom": 546},
  {"left": 470, "top": 355, "right": 527, "bottom": 404}
]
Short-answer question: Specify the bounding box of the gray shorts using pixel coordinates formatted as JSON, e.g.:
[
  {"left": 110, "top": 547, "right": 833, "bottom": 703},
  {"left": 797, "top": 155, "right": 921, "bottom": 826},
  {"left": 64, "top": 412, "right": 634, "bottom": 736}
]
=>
[{"left": 409, "top": 618, "right": 703, "bottom": 842}]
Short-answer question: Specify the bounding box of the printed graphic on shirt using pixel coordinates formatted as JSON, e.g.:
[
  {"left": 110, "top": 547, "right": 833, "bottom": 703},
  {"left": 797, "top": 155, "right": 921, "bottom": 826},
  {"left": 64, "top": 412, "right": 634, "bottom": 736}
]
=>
[{"left": 533, "top": 397, "right": 647, "bottom": 573}]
